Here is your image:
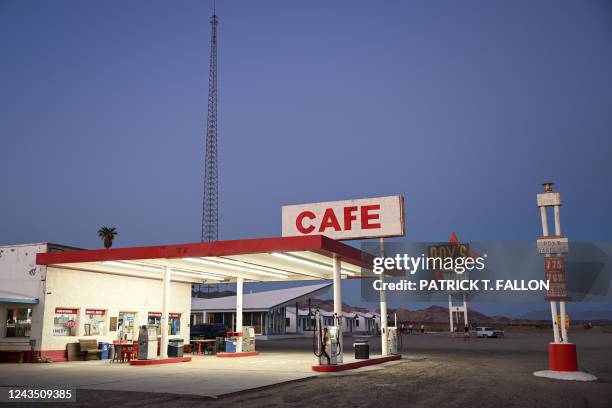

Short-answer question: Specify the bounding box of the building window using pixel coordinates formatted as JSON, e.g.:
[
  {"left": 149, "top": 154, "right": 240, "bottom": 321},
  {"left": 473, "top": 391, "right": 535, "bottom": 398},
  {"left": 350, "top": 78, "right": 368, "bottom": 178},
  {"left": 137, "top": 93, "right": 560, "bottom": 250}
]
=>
[
  {"left": 148, "top": 312, "right": 162, "bottom": 336},
  {"left": 285, "top": 318, "right": 290, "bottom": 328},
  {"left": 355, "top": 319, "right": 359, "bottom": 327},
  {"left": 169, "top": 313, "right": 181, "bottom": 335},
  {"left": 84, "top": 309, "right": 106, "bottom": 336},
  {"left": 5, "top": 308, "right": 32, "bottom": 337},
  {"left": 252, "top": 312, "right": 263, "bottom": 335},
  {"left": 53, "top": 308, "right": 78, "bottom": 337},
  {"left": 118, "top": 311, "right": 137, "bottom": 340},
  {"left": 148, "top": 312, "right": 181, "bottom": 335}
]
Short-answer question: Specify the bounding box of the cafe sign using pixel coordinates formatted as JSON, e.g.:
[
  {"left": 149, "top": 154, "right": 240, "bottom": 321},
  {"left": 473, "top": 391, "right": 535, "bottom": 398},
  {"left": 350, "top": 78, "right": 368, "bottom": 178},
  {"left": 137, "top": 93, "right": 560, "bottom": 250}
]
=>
[{"left": 282, "top": 195, "right": 405, "bottom": 240}]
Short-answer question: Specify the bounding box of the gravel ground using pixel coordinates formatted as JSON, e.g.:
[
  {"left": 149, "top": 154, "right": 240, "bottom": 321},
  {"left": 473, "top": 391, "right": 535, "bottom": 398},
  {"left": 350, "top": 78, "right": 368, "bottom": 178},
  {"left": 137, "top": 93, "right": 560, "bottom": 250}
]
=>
[{"left": 5, "top": 329, "right": 611, "bottom": 408}]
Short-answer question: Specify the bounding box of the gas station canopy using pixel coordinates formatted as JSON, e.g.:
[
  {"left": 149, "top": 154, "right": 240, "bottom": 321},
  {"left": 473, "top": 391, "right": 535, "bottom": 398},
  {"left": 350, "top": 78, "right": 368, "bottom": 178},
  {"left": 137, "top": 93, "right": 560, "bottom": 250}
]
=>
[{"left": 36, "top": 235, "right": 370, "bottom": 284}]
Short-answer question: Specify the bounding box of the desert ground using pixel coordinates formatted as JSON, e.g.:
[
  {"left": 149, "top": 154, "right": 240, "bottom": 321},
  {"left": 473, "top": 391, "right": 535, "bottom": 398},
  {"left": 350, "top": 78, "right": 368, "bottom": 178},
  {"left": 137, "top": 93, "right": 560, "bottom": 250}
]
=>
[{"left": 1, "top": 328, "right": 610, "bottom": 408}]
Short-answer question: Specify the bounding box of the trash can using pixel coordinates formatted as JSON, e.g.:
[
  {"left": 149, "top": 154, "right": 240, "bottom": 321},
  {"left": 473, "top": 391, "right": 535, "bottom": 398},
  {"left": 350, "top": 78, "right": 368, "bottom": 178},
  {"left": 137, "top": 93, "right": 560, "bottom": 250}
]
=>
[
  {"left": 168, "top": 339, "right": 184, "bottom": 358},
  {"left": 225, "top": 339, "right": 236, "bottom": 353},
  {"left": 354, "top": 341, "right": 369, "bottom": 359},
  {"left": 99, "top": 342, "right": 110, "bottom": 360}
]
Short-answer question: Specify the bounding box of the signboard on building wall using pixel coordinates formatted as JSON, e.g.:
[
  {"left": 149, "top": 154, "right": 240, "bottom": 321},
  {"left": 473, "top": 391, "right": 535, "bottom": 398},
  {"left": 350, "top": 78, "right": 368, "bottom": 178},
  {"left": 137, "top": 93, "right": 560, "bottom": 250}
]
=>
[
  {"left": 55, "top": 308, "right": 77, "bottom": 315},
  {"left": 148, "top": 312, "right": 181, "bottom": 318},
  {"left": 282, "top": 195, "right": 405, "bottom": 240}
]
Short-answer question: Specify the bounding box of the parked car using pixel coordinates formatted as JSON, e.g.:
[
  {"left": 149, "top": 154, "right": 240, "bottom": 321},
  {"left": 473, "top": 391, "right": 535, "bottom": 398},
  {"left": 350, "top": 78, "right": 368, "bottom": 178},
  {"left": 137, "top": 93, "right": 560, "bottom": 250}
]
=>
[
  {"left": 190, "top": 323, "right": 228, "bottom": 340},
  {"left": 475, "top": 327, "right": 504, "bottom": 338}
]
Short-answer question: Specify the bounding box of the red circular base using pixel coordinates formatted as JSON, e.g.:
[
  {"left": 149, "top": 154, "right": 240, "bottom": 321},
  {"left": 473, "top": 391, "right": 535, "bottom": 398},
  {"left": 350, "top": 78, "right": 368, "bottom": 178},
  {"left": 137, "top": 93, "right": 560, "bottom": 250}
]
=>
[{"left": 548, "top": 343, "right": 578, "bottom": 372}]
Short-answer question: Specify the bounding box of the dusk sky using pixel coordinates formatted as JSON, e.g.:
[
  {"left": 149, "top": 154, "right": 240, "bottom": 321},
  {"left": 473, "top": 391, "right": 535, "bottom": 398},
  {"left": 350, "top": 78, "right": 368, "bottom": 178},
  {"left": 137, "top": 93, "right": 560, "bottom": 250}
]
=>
[{"left": 1, "top": 1, "right": 611, "bottom": 313}]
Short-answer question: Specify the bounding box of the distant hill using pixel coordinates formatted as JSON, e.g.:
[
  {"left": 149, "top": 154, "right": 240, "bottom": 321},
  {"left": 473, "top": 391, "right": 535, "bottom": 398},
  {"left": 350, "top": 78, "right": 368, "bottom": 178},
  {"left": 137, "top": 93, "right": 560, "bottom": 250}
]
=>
[
  {"left": 191, "top": 291, "right": 611, "bottom": 323},
  {"left": 519, "top": 309, "right": 612, "bottom": 321},
  {"left": 389, "top": 305, "right": 513, "bottom": 324},
  {"left": 298, "top": 298, "right": 512, "bottom": 323}
]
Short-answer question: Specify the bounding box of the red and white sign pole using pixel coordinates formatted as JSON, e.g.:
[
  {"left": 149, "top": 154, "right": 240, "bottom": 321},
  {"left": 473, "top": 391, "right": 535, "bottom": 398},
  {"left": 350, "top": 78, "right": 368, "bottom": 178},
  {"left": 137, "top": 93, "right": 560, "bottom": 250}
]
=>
[
  {"left": 379, "top": 237, "right": 389, "bottom": 356},
  {"left": 533, "top": 183, "right": 596, "bottom": 381}
]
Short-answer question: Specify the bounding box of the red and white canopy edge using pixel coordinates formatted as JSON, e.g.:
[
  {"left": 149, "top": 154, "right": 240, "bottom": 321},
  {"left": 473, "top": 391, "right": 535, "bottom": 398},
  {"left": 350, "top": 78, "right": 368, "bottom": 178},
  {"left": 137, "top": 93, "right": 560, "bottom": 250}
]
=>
[
  {"left": 36, "top": 235, "right": 372, "bottom": 359},
  {"left": 36, "top": 235, "right": 370, "bottom": 283}
]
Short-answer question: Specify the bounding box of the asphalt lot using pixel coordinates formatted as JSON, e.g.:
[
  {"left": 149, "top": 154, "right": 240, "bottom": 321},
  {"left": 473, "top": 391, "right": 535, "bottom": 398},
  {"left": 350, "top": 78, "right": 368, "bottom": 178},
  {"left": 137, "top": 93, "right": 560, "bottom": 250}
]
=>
[{"left": 1, "top": 329, "right": 610, "bottom": 408}]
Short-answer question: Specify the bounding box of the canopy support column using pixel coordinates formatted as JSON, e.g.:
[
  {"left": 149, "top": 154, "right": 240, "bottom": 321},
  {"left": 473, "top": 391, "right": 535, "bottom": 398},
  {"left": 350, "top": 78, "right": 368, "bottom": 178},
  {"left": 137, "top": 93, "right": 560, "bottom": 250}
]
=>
[
  {"left": 333, "top": 254, "right": 343, "bottom": 363},
  {"left": 236, "top": 276, "right": 244, "bottom": 352},
  {"left": 160, "top": 266, "right": 171, "bottom": 359}
]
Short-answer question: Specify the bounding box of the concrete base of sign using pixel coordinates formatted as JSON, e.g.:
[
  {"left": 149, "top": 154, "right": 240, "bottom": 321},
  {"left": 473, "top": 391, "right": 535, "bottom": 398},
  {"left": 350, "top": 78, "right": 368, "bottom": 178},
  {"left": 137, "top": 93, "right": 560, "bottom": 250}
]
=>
[
  {"left": 533, "top": 370, "right": 597, "bottom": 382},
  {"left": 548, "top": 342, "right": 578, "bottom": 371},
  {"left": 312, "top": 354, "right": 401, "bottom": 372}
]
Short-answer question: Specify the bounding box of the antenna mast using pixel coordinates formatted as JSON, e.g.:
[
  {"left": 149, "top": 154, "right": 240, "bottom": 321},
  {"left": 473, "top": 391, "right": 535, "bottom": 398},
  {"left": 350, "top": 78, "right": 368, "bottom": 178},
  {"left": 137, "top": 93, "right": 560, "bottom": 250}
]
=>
[{"left": 201, "top": 10, "right": 219, "bottom": 242}]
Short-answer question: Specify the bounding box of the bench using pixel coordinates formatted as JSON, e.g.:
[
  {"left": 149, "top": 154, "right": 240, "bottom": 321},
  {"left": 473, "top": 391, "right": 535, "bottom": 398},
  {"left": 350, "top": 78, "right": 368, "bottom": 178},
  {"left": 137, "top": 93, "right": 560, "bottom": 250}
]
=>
[{"left": 78, "top": 339, "right": 102, "bottom": 360}]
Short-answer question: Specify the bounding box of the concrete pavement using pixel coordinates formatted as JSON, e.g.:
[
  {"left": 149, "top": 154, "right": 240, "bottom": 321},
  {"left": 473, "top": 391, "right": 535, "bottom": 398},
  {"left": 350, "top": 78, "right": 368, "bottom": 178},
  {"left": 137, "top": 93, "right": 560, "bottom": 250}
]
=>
[{"left": 0, "top": 349, "right": 399, "bottom": 398}]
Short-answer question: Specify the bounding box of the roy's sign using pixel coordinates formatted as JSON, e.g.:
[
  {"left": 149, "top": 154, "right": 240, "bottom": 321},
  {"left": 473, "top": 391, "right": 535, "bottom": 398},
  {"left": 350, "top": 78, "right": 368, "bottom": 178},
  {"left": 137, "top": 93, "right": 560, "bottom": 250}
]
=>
[{"left": 282, "top": 195, "right": 405, "bottom": 240}]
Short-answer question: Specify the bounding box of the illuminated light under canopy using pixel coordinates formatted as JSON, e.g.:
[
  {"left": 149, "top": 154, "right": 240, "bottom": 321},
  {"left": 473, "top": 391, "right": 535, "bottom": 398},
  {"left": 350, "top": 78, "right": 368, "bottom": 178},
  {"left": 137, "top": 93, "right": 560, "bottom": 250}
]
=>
[
  {"left": 103, "top": 261, "right": 225, "bottom": 281},
  {"left": 184, "top": 257, "right": 288, "bottom": 279},
  {"left": 270, "top": 253, "right": 355, "bottom": 276}
]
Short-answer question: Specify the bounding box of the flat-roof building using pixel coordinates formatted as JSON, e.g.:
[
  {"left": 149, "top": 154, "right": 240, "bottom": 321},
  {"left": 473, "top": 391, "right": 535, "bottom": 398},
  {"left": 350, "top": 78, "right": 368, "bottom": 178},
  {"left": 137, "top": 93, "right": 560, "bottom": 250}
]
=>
[
  {"left": 191, "top": 283, "right": 332, "bottom": 337},
  {"left": 1, "top": 235, "right": 370, "bottom": 361}
]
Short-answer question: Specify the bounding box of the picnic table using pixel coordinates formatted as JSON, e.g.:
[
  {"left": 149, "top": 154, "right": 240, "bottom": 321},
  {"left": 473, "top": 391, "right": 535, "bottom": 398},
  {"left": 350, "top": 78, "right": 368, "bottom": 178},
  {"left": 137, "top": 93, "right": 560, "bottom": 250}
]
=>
[
  {"left": 112, "top": 340, "right": 136, "bottom": 363},
  {"left": 191, "top": 339, "right": 217, "bottom": 355}
]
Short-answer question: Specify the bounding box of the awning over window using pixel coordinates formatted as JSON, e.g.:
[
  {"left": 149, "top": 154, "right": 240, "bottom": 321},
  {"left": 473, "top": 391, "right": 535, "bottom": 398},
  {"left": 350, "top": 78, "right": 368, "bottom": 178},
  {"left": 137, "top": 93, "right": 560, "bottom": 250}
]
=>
[{"left": 0, "top": 290, "right": 39, "bottom": 304}]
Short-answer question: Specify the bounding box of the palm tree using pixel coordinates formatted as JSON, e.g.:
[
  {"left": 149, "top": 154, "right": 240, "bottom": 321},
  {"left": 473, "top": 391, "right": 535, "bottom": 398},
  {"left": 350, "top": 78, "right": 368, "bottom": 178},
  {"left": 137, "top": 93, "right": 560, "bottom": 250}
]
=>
[{"left": 97, "top": 226, "right": 118, "bottom": 249}]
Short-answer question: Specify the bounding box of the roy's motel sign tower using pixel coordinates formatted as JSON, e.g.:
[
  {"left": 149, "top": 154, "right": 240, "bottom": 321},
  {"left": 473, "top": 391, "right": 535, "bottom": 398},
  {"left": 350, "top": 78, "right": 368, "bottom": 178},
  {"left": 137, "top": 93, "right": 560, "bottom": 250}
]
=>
[{"left": 534, "top": 182, "right": 595, "bottom": 380}]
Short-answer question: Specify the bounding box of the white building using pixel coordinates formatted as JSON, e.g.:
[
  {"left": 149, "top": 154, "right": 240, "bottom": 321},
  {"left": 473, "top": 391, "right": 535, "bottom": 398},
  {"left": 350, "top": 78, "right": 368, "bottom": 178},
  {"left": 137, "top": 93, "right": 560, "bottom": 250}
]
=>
[
  {"left": 2, "top": 235, "right": 369, "bottom": 361},
  {"left": 285, "top": 309, "right": 379, "bottom": 334},
  {"left": 0, "top": 243, "right": 191, "bottom": 362},
  {"left": 192, "top": 283, "right": 332, "bottom": 338},
  {"left": 355, "top": 311, "right": 380, "bottom": 333},
  {"left": 192, "top": 284, "right": 380, "bottom": 337}
]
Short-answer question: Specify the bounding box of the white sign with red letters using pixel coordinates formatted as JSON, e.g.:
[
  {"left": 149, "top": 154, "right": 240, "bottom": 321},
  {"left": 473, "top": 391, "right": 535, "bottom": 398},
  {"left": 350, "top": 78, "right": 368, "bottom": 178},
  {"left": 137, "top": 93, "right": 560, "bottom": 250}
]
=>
[{"left": 282, "top": 195, "right": 405, "bottom": 240}]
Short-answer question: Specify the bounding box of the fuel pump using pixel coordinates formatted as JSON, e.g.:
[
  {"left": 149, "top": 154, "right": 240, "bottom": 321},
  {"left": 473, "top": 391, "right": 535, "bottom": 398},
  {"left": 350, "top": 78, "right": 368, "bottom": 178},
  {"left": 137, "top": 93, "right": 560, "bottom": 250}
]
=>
[
  {"left": 386, "top": 312, "right": 398, "bottom": 355},
  {"left": 313, "top": 309, "right": 342, "bottom": 365}
]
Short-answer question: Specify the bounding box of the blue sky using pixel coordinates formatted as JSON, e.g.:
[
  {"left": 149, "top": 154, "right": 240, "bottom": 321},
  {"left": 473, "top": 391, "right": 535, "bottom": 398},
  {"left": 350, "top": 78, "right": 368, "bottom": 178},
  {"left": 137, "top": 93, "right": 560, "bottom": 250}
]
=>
[{"left": 1, "top": 1, "right": 611, "bottom": 316}]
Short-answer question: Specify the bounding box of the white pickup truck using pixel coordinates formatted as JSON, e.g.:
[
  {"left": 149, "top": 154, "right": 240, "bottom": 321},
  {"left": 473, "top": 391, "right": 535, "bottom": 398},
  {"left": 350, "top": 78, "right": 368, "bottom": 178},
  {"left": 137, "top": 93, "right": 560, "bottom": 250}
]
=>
[{"left": 475, "top": 327, "right": 504, "bottom": 338}]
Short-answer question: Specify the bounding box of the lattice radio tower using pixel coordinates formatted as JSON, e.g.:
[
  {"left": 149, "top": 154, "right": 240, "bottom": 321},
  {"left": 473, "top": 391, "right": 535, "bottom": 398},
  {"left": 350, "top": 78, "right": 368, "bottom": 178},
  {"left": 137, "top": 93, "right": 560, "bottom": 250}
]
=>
[{"left": 201, "top": 10, "right": 219, "bottom": 242}]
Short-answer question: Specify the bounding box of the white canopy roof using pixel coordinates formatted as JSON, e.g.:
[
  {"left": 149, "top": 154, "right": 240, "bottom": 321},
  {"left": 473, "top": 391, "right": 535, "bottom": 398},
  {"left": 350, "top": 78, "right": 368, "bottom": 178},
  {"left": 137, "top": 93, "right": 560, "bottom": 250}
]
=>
[
  {"left": 192, "top": 283, "right": 332, "bottom": 311},
  {"left": 37, "top": 236, "right": 370, "bottom": 284}
]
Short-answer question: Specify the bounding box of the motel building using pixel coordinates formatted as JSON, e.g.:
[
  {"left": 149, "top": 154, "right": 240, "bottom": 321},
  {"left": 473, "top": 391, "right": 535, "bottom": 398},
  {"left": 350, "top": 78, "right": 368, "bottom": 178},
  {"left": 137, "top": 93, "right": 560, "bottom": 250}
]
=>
[
  {"left": 285, "top": 309, "right": 379, "bottom": 335},
  {"left": 0, "top": 236, "right": 367, "bottom": 363},
  {"left": 191, "top": 283, "right": 333, "bottom": 338},
  {"left": 191, "top": 283, "right": 381, "bottom": 337}
]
